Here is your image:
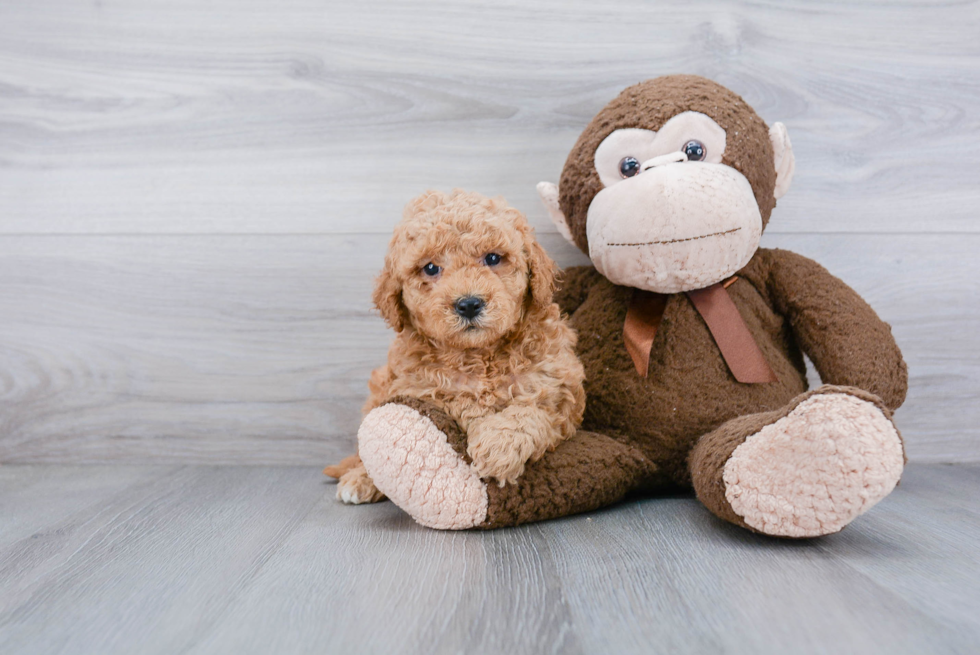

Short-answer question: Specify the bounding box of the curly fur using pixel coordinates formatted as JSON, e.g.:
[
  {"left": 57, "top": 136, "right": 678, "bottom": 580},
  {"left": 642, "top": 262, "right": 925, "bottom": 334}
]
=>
[{"left": 329, "top": 189, "right": 586, "bottom": 500}]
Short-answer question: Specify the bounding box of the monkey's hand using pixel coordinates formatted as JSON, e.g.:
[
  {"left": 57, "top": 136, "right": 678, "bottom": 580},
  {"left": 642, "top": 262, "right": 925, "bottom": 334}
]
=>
[{"left": 466, "top": 407, "right": 558, "bottom": 486}]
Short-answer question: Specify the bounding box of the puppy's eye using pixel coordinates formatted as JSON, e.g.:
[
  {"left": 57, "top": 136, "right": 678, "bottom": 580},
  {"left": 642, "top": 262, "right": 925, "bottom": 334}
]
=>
[
  {"left": 483, "top": 253, "right": 502, "bottom": 266},
  {"left": 683, "top": 140, "right": 706, "bottom": 162},
  {"left": 619, "top": 156, "right": 641, "bottom": 178},
  {"left": 422, "top": 262, "right": 441, "bottom": 277}
]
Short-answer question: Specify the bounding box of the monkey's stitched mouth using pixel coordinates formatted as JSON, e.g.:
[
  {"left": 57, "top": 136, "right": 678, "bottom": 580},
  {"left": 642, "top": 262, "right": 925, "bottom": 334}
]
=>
[{"left": 608, "top": 227, "right": 741, "bottom": 247}]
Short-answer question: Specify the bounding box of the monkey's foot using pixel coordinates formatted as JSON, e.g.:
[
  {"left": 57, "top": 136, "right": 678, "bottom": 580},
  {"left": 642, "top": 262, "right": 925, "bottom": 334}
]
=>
[
  {"left": 358, "top": 403, "right": 488, "bottom": 530},
  {"left": 721, "top": 389, "right": 904, "bottom": 537}
]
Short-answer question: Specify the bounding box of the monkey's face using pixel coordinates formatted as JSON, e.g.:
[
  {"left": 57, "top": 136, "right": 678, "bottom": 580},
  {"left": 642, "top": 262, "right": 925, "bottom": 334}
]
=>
[
  {"left": 586, "top": 111, "right": 763, "bottom": 293},
  {"left": 538, "top": 75, "right": 795, "bottom": 294}
]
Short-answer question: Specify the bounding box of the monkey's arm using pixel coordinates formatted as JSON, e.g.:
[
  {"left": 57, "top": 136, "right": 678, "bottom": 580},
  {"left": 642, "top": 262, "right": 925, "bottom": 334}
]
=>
[
  {"left": 765, "top": 248, "right": 907, "bottom": 410},
  {"left": 554, "top": 266, "right": 600, "bottom": 316}
]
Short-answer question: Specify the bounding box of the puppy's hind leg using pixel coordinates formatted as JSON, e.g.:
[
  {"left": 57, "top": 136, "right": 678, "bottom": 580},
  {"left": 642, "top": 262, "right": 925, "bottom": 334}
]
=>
[{"left": 337, "top": 463, "right": 387, "bottom": 505}]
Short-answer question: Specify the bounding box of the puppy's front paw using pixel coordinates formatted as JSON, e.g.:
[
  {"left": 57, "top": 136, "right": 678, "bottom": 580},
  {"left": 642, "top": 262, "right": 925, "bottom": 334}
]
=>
[
  {"left": 467, "top": 420, "right": 537, "bottom": 487},
  {"left": 337, "top": 465, "right": 386, "bottom": 504}
]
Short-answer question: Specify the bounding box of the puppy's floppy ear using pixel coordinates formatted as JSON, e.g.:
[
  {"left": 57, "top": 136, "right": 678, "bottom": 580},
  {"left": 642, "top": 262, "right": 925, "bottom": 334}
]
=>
[
  {"left": 525, "top": 230, "right": 558, "bottom": 309},
  {"left": 372, "top": 263, "right": 408, "bottom": 332}
]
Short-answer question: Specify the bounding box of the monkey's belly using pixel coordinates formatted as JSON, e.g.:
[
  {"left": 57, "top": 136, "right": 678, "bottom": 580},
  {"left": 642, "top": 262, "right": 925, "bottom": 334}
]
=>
[
  {"left": 571, "top": 278, "right": 808, "bottom": 486},
  {"left": 581, "top": 348, "right": 807, "bottom": 487}
]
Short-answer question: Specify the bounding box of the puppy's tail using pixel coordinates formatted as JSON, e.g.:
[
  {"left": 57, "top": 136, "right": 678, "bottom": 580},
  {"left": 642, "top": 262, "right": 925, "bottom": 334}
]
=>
[{"left": 323, "top": 453, "right": 361, "bottom": 478}]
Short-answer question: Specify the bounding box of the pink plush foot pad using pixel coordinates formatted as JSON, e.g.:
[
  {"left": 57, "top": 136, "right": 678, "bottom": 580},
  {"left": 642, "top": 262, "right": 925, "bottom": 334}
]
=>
[
  {"left": 358, "top": 403, "right": 488, "bottom": 530},
  {"left": 723, "top": 393, "right": 904, "bottom": 537}
]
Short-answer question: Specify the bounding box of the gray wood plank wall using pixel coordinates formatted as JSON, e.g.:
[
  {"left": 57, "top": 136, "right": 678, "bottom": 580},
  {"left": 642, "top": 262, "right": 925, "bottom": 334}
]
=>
[{"left": 1, "top": 0, "right": 978, "bottom": 464}]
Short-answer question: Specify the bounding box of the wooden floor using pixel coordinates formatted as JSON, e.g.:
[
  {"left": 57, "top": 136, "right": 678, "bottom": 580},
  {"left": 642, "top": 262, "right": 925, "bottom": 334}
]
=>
[{"left": 0, "top": 463, "right": 977, "bottom": 655}]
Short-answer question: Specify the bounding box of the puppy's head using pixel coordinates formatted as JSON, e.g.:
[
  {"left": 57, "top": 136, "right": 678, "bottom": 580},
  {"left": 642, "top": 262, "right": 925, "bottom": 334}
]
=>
[{"left": 374, "top": 189, "right": 556, "bottom": 349}]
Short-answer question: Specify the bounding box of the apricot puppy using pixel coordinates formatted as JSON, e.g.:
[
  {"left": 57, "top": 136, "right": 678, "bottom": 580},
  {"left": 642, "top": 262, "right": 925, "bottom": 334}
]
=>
[{"left": 326, "top": 189, "right": 585, "bottom": 502}]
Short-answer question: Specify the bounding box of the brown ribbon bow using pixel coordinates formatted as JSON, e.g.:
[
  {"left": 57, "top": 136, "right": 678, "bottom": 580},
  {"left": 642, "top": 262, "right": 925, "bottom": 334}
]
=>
[{"left": 623, "top": 277, "right": 778, "bottom": 383}]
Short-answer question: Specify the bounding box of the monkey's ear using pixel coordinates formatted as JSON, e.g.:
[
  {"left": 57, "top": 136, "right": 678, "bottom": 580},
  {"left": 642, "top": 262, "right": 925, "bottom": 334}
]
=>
[
  {"left": 769, "top": 122, "right": 795, "bottom": 200},
  {"left": 536, "top": 182, "right": 576, "bottom": 247},
  {"left": 525, "top": 231, "right": 558, "bottom": 309},
  {"left": 372, "top": 265, "right": 407, "bottom": 332}
]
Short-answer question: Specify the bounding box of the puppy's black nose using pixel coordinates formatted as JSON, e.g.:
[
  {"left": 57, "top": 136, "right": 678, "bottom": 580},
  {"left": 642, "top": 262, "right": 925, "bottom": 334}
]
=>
[{"left": 454, "top": 296, "right": 484, "bottom": 320}]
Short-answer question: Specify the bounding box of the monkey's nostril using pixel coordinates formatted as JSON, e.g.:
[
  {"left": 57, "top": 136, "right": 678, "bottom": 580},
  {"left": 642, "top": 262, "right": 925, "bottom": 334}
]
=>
[{"left": 454, "top": 296, "right": 484, "bottom": 320}]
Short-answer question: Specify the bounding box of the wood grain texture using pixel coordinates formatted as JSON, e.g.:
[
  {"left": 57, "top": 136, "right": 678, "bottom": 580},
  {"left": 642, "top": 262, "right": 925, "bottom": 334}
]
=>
[
  {"left": 0, "top": 0, "right": 977, "bottom": 464},
  {"left": 0, "top": 464, "right": 176, "bottom": 544},
  {"left": 0, "top": 233, "right": 976, "bottom": 464},
  {"left": 0, "top": 465, "right": 324, "bottom": 654},
  {"left": 0, "top": 0, "right": 978, "bottom": 235},
  {"left": 815, "top": 465, "right": 980, "bottom": 642},
  {"left": 0, "top": 463, "right": 977, "bottom": 654}
]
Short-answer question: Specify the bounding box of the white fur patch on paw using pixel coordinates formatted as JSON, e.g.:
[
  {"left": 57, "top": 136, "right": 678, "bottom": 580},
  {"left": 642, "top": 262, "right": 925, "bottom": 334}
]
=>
[
  {"left": 336, "top": 468, "right": 384, "bottom": 505},
  {"left": 723, "top": 394, "right": 904, "bottom": 538},
  {"left": 358, "top": 404, "right": 488, "bottom": 530},
  {"left": 337, "top": 482, "right": 365, "bottom": 505}
]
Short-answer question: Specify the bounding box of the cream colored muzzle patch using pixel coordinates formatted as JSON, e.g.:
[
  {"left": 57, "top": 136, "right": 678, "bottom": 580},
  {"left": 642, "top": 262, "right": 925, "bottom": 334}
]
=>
[{"left": 586, "top": 163, "right": 762, "bottom": 293}]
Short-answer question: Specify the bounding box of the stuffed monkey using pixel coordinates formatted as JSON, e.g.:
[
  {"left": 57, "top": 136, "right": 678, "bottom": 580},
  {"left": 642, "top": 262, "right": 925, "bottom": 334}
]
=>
[{"left": 355, "top": 75, "right": 908, "bottom": 537}]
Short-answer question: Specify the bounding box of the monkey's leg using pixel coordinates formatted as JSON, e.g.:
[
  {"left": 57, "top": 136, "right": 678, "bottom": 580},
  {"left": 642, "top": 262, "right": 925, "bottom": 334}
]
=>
[
  {"left": 689, "top": 385, "right": 905, "bottom": 538},
  {"left": 357, "top": 397, "right": 657, "bottom": 530},
  {"left": 480, "top": 429, "right": 658, "bottom": 529}
]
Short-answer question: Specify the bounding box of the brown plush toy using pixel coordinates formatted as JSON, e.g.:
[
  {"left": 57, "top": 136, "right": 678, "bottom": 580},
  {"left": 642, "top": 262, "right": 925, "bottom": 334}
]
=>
[{"left": 355, "top": 75, "right": 908, "bottom": 537}]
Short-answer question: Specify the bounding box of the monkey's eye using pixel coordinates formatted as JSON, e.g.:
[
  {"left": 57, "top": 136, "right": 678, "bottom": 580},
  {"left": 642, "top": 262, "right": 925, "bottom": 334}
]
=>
[
  {"left": 422, "top": 262, "right": 441, "bottom": 277},
  {"left": 619, "top": 156, "right": 641, "bottom": 178},
  {"left": 683, "top": 140, "right": 706, "bottom": 162},
  {"left": 483, "top": 253, "right": 502, "bottom": 266}
]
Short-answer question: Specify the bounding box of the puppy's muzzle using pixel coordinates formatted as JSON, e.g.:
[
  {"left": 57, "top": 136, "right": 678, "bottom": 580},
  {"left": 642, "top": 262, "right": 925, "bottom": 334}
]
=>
[{"left": 454, "top": 296, "right": 484, "bottom": 320}]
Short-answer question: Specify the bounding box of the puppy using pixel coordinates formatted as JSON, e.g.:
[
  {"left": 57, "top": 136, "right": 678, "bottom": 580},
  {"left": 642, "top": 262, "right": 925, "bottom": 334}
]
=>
[{"left": 325, "top": 189, "right": 586, "bottom": 504}]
